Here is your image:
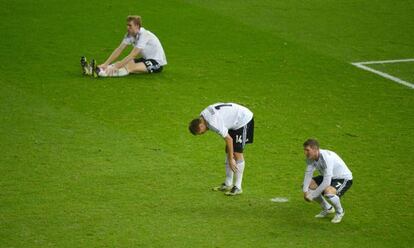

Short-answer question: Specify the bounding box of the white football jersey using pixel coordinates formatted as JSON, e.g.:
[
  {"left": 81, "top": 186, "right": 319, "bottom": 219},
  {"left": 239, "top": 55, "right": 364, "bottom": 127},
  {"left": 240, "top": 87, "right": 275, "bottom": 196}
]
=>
[
  {"left": 200, "top": 103, "right": 253, "bottom": 138},
  {"left": 122, "top": 27, "right": 167, "bottom": 65},
  {"left": 306, "top": 149, "right": 353, "bottom": 180}
]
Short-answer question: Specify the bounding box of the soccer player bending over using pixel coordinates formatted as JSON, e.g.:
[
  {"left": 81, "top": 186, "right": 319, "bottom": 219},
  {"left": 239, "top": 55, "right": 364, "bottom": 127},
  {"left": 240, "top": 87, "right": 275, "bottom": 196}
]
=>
[
  {"left": 302, "top": 139, "right": 353, "bottom": 223},
  {"left": 81, "top": 15, "right": 167, "bottom": 78},
  {"left": 189, "top": 103, "right": 254, "bottom": 196}
]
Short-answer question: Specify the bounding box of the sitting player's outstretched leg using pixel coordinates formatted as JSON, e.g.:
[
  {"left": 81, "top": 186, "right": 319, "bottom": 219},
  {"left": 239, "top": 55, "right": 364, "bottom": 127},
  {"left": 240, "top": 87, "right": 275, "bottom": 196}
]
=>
[
  {"left": 86, "top": 15, "right": 166, "bottom": 79},
  {"left": 301, "top": 139, "right": 353, "bottom": 224},
  {"left": 96, "top": 63, "right": 130, "bottom": 77},
  {"left": 189, "top": 103, "right": 254, "bottom": 196}
]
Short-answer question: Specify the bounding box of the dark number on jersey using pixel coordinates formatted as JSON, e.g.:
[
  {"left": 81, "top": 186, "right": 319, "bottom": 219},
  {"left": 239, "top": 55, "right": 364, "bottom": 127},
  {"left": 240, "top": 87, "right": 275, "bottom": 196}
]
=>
[{"left": 214, "top": 104, "right": 232, "bottom": 110}]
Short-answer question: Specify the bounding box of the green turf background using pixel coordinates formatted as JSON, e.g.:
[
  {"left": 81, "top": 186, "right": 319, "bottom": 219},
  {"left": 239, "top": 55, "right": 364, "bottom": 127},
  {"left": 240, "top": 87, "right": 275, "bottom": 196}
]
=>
[{"left": 1, "top": 0, "right": 413, "bottom": 247}]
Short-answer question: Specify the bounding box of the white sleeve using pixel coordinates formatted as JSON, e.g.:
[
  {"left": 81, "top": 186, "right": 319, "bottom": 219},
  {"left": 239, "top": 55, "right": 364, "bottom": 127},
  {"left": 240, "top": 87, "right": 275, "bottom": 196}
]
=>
[
  {"left": 122, "top": 34, "right": 132, "bottom": 45},
  {"left": 311, "top": 156, "right": 334, "bottom": 197},
  {"left": 136, "top": 33, "right": 149, "bottom": 49},
  {"left": 324, "top": 154, "right": 334, "bottom": 177},
  {"left": 311, "top": 175, "right": 332, "bottom": 198},
  {"left": 208, "top": 118, "right": 228, "bottom": 138},
  {"left": 201, "top": 108, "right": 228, "bottom": 138},
  {"left": 217, "top": 117, "right": 228, "bottom": 138},
  {"left": 302, "top": 164, "right": 315, "bottom": 192}
]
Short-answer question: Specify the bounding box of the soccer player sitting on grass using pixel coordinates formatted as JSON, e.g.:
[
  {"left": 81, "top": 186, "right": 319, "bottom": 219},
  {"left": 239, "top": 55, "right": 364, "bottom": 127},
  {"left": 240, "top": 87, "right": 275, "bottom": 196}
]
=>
[
  {"left": 302, "top": 139, "right": 353, "bottom": 223},
  {"left": 80, "top": 15, "right": 167, "bottom": 78},
  {"left": 189, "top": 103, "right": 254, "bottom": 196}
]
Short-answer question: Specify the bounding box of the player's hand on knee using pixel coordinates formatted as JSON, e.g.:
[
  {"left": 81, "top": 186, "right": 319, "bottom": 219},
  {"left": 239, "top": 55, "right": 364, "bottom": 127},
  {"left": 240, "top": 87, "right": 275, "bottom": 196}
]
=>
[
  {"left": 304, "top": 192, "right": 312, "bottom": 202},
  {"left": 324, "top": 187, "right": 337, "bottom": 195},
  {"left": 229, "top": 159, "right": 238, "bottom": 173}
]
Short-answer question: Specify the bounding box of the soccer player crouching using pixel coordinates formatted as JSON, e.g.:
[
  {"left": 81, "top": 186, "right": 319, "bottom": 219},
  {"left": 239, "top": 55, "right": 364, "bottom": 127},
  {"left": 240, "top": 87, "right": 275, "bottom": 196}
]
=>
[
  {"left": 80, "top": 15, "right": 167, "bottom": 78},
  {"left": 302, "top": 139, "right": 353, "bottom": 223},
  {"left": 189, "top": 103, "right": 254, "bottom": 196}
]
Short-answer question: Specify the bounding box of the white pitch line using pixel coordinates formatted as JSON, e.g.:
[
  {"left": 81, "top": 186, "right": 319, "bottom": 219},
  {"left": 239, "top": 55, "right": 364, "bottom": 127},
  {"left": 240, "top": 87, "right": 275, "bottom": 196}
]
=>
[
  {"left": 351, "top": 59, "right": 414, "bottom": 89},
  {"left": 354, "top": 58, "right": 414, "bottom": 65}
]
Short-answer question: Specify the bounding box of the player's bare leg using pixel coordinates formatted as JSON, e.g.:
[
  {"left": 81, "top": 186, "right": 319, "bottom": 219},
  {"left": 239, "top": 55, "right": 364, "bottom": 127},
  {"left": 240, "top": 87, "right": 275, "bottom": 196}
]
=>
[
  {"left": 308, "top": 179, "right": 318, "bottom": 190},
  {"left": 95, "top": 60, "right": 137, "bottom": 77},
  {"left": 126, "top": 61, "right": 148, "bottom": 73}
]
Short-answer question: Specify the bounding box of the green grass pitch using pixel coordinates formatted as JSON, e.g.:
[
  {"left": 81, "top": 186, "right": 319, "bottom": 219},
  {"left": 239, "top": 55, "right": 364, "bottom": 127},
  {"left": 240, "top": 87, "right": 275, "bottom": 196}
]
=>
[{"left": 1, "top": 0, "right": 413, "bottom": 247}]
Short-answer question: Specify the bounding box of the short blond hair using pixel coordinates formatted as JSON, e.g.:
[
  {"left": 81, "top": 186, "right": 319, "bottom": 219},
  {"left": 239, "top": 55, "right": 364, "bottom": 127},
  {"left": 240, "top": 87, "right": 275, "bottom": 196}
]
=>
[{"left": 126, "top": 15, "right": 142, "bottom": 27}]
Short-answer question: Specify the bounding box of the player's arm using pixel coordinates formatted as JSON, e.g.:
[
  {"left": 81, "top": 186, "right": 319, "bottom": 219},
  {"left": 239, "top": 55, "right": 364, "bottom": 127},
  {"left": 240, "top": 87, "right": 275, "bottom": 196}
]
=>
[
  {"left": 310, "top": 175, "right": 332, "bottom": 199},
  {"left": 310, "top": 160, "right": 334, "bottom": 199},
  {"left": 302, "top": 164, "right": 315, "bottom": 201},
  {"left": 224, "top": 135, "right": 237, "bottom": 172},
  {"left": 113, "top": 47, "right": 141, "bottom": 69},
  {"left": 99, "top": 42, "right": 128, "bottom": 69},
  {"left": 302, "top": 164, "right": 315, "bottom": 192}
]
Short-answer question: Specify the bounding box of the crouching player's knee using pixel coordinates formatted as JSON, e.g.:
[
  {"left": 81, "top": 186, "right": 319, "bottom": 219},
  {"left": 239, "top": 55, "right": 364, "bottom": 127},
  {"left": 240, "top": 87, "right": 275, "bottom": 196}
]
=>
[{"left": 323, "top": 186, "right": 337, "bottom": 195}]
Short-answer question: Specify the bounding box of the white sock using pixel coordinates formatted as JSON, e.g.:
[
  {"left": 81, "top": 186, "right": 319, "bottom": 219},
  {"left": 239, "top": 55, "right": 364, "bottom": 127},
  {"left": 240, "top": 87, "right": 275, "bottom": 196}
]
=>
[
  {"left": 224, "top": 158, "right": 233, "bottom": 186},
  {"left": 314, "top": 195, "right": 332, "bottom": 210},
  {"left": 98, "top": 65, "right": 129, "bottom": 77},
  {"left": 98, "top": 64, "right": 115, "bottom": 77},
  {"left": 98, "top": 69, "right": 108, "bottom": 77},
  {"left": 326, "top": 194, "right": 343, "bottom": 213},
  {"left": 114, "top": 67, "right": 129, "bottom": 76},
  {"left": 234, "top": 160, "right": 245, "bottom": 189}
]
